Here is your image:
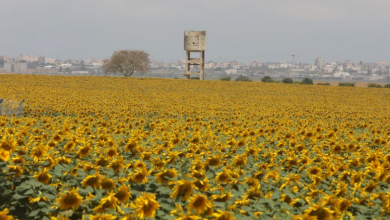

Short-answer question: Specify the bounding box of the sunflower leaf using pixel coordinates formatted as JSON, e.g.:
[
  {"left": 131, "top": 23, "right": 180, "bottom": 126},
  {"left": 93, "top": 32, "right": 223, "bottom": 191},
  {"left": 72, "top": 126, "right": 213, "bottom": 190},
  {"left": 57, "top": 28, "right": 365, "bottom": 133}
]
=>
[{"left": 28, "top": 209, "right": 40, "bottom": 217}]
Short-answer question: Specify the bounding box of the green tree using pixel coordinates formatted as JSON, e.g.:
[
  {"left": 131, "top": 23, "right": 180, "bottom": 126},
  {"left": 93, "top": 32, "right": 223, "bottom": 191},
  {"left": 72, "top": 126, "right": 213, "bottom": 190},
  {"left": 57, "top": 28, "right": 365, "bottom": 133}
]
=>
[
  {"left": 103, "top": 50, "right": 150, "bottom": 77},
  {"left": 367, "top": 83, "right": 382, "bottom": 88},
  {"left": 235, "top": 75, "right": 252, "bottom": 82},
  {"left": 301, "top": 78, "right": 313, "bottom": 85},
  {"left": 282, "top": 78, "right": 293, "bottom": 84},
  {"left": 220, "top": 76, "right": 231, "bottom": 81},
  {"left": 261, "top": 76, "right": 273, "bottom": 82}
]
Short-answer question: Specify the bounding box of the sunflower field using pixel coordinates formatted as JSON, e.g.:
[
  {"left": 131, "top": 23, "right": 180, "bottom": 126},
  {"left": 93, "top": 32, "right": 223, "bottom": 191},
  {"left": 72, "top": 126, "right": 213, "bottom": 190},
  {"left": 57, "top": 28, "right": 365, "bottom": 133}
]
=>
[{"left": 1, "top": 74, "right": 390, "bottom": 220}]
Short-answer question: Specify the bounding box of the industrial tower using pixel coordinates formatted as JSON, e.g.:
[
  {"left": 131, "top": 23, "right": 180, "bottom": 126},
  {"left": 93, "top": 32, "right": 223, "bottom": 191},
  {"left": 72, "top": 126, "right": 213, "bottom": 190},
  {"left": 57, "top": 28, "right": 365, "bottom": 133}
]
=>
[{"left": 184, "top": 31, "right": 206, "bottom": 80}]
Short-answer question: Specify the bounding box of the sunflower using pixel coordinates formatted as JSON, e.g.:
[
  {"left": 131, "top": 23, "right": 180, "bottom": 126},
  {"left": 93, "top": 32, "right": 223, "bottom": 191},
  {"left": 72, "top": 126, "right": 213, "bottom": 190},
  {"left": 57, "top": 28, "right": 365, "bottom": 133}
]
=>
[
  {"left": 194, "top": 178, "right": 210, "bottom": 192},
  {"left": 334, "top": 181, "right": 348, "bottom": 197},
  {"left": 280, "top": 194, "right": 300, "bottom": 207},
  {"left": 57, "top": 187, "right": 83, "bottom": 210},
  {"left": 206, "top": 154, "right": 221, "bottom": 167},
  {"left": 106, "top": 148, "right": 118, "bottom": 158},
  {"left": 7, "top": 165, "right": 23, "bottom": 178},
  {"left": 332, "top": 144, "right": 343, "bottom": 154},
  {"left": 124, "top": 141, "right": 138, "bottom": 152},
  {"left": 292, "top": 213, "right": 318, "bottom": 220},
  {"left": 77, "top": 144, "right": 92, "bottom": 158},
  {"left": 132, "top": 160, "right": 147, "bottom": 171},
  {"left": 107, "top": 157, "right": 124, "bottom": 173},
  {"left": 33, "top": 168, "right": 52, "bottom": 184},
  {"left": 0, "top": 137, "right": 16, "bottom": 152},
  {"left": 308, "top": 167, "right": 322, "bottom": 176},
  {"left": 101, "top": 177, "right": 116, "bottom": 190},
  {"left": 115, "top": 185, "right": 131, "bottom": 203},
  {"left": 57, "top": 156, "right": 71, "bottom": 165},
  {"left": 212, "top": 210, "right": 235, "bottom": 220},
  {"left": 380, "top": 191, "right": 390, "bottom": 213},
  {"left": 10, "top": 155, "right": 26, "bottom": 165},
  {"left": 152, "top": 157, "right": 166, "bottom": 169},
  {"left": 244, "top": 186, "right": 262, "bottom": 201},
  {"left": 52, "top": 133, "right": 62, "bottom": 142},
  {"left": 187, "top": 194, "right": 212, "bottom": 214},
  {"left": 155, "top": 168, "right": 177, "bottom": 184},
  {"left": 132, "top": 193, "right": 160, "bottom": 219},
  {"left": 31, "top": 144, "right": 48, "bottom": 162},
  {"left": 93, "top": 193, "right": 119, "bottom": 213},
  {"left": 82, "top": 172, "right": 102, "bottom": 188},
  {"left": 212, "top": 192, "right": 233, "bottom": 202},
  {"left": 232, "top": 155, "right": 246, "bottom": 167},
  {"left": 29, "top": 196, "right": 49, "bottom": 204},
  {"left": 131, "top": 168, "right": 149, "bottom": 184},
  {"left": 229, "top": 198, "right": 250, "bottom": 211},
  {"left": 171, "top": 180, "right": 196, "bottom": 201},
  {"left": 0, "top": 149, "right": 10, "bottom": 162},
  {"left": 215, "top": 169, "right": 231, "bottom": 184},
  {"left": 304, "top": 203, "right": 334, "bottom": 220},
  {"left": 47, "top": 140, "right": 56, "bottom": 148},
  {"left": 63, "top": 141, "right": 76, "bottom": 153},
  {"left": 336, "top": 197, "right": 352, "bottom": 213},
  {"left": 88, "top": 214, "right": 117, "bottom": 220},
  {"left": 0, "top": 208, "right": 14, "bottom": 220}
]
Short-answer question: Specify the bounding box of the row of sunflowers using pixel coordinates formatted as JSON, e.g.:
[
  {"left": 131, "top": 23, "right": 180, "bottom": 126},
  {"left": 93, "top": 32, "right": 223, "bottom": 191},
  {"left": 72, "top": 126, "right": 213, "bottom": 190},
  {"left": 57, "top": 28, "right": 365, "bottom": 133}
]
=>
[{"left": 1, "top": 74, "right": 390, "bottom": 219}]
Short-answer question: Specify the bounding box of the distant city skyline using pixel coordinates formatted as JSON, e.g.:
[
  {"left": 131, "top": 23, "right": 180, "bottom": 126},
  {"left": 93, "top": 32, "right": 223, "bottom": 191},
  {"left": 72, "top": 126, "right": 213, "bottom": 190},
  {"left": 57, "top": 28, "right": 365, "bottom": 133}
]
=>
[{"left": 1, "top": 0, "right": 390, "bottom": 64}]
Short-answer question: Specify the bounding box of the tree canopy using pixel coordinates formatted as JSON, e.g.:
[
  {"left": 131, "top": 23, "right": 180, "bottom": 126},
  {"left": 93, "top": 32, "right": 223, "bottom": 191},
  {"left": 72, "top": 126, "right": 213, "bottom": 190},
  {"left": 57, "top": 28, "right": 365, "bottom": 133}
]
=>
[{"left": 103, "top": 50, "right": 150, "bottom": 77}]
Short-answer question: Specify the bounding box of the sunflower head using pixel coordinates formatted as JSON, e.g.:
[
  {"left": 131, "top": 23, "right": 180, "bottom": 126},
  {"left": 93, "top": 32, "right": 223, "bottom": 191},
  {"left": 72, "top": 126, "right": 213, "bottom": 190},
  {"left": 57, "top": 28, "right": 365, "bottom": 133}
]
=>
[
  {"left": 33, "top": 168, "right": 52, "bottom": 184},
  {"left": 132, "top": 193, "right": 160, "bottom": 219},
  {"left": 57, "top": 188, "right": 83, "bottom": 210},
  {"left": 187, "top": 194, "right": 212, "bottom": 214},
  {"left": 212, "top": 210, "right": 235, "bottom": 220},
  {"left": 0, "top": 208, "right": 14, "bottom": 220},
  {"left": 155, "top": 168, "right": 177, "bottom": 184},
  {"left": 304, "top": 203, "right": 334, "bottom": 220},
  {"left": 115, "top": 185, "right": 131, "bottom": 203},
  {"left": 92, "top": 193, "right": 119, "bottom": 213},
  {"left": 131, "top": 168, "right": 149, "bottom": 184},
  {"left": 171, "top": 180, "right": 195, "bottom": 201},
  {"left": 101, "top": 177, "right": 116, "bottom": 190},
  {"left": 81, "top": 172, "right": 101, "bottom": 188}
]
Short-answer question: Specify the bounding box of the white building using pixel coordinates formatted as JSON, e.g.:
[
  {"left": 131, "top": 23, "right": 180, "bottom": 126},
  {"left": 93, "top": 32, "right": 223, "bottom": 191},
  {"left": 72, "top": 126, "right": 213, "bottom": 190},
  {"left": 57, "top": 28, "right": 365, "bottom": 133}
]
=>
[
  {"left": 225, "top": 69, "right": 237, "bottom": 74},
  {"left": 334, "top": 72, "right": 351, "bottom": 78}
]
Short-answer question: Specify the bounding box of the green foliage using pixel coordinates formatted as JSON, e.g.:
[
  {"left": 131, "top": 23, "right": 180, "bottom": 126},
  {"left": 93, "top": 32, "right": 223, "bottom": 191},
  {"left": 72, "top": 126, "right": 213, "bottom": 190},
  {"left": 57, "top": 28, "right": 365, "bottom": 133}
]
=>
[
  {"left": 282, "top": 78, "right": 293, "bottom": 84},
  {"left": 367, "top": 83, "right": 382, "bottom": 88},
  {"left": 220, "top": 76, "right": 231, "bottom": 81},
  {"left": 384, "top": 84, "right": 390, "bottom": 88},
  {"left": 301, "top": 78, "right": 313, "bottom": 85},
  {"left": 261, "top": 76, "right": 273, "bottom": 83},
  {"left": 235, "top": 75, "right": 252, "bottom": 82},
  {"left": 339, "top": 82, "right": 355, "bottom": 87},
  {"left": 190, "top": 77, "right": 200, "bottom": 80},
  {"left": 317, "top": 82, "right": 330, "bottom": 86}
]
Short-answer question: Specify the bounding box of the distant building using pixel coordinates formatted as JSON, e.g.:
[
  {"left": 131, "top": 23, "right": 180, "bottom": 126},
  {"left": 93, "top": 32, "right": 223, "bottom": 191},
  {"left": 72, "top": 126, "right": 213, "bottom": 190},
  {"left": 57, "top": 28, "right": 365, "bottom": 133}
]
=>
[
  {"left": 38, "top": 56, "right": 56, "bottom": 64},
  {"left": 251, "top": 60, "right": 261, "bottom": 67},
  {"left": 0, "top": 56, "right": 10, "bottom": 62},
  {"left": 225, "top": 69, "right": 237, "bottom": 74},
  {"left": 367, "top": 63, "right": 376, "bottom": 71},
  {"left": 204, "top": 63, "right": 215, "bottom": 69},
  {"left": 18, "top": 54, "right": 39, "bottom": 63},
  {"left": 315, "top": 57, "right": 324, "bottom": 69},
  {"left": 72, "top": 71, "right": 89, "bottom": 75},
  {"left": 4, "top": 61, "right": 27, "bottom": 73}
]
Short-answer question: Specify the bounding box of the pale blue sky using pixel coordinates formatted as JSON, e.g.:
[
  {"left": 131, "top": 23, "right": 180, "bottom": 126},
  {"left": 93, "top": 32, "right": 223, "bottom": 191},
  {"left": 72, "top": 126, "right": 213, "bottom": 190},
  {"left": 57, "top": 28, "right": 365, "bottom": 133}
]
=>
[{"left": 1, "top": 0, "right": 390, "bottom": 64}]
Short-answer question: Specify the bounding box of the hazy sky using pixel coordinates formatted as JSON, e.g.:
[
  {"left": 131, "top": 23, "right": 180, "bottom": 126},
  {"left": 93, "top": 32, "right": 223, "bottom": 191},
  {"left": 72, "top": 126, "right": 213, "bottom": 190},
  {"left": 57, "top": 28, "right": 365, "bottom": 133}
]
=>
[{"left": 1, "top": 0, "right": 390, "bottom": 64}]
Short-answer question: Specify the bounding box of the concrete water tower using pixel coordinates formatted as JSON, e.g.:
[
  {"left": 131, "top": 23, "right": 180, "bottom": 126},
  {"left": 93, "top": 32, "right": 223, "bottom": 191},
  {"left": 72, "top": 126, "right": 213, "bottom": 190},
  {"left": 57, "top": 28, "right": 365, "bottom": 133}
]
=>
[{"left": 184, "top": 31, "right": 206, "bottom": 80}]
